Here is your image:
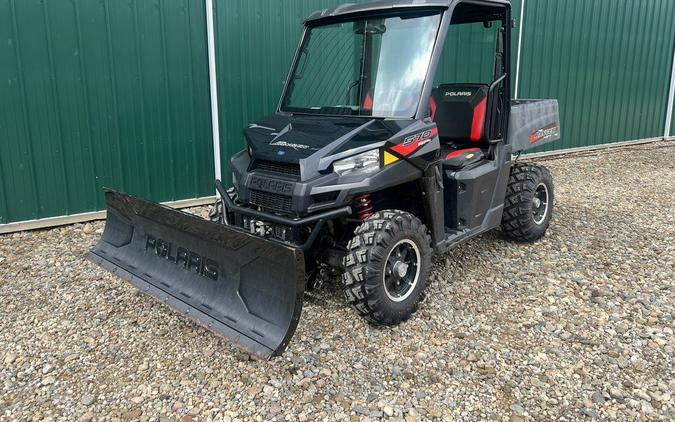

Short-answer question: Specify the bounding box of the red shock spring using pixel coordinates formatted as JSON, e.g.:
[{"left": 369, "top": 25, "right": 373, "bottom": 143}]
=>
[{"left": 354, "top": 194, "right": 373, "bottom": 221}]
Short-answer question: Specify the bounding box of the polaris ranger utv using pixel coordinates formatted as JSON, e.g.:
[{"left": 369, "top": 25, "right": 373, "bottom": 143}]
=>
[{"left": 90, "top": 0, "right": 560, "bottom": 358}]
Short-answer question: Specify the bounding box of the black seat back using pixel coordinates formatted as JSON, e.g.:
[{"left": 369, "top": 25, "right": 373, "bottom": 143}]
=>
[{"left": 431, "top": 84, "right": 489, "bottom": 145}]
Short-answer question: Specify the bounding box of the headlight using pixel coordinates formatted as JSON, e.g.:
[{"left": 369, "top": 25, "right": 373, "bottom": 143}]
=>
[{"left": 333, "top": 150, "right": 380, "bottom": 177}]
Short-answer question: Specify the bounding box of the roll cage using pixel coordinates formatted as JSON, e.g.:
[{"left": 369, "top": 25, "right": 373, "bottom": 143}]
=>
[{"left": 278, "top": 0, "right": 512, "bottom": 144}]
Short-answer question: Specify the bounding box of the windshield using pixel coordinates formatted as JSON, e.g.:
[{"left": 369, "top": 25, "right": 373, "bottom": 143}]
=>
[{"left": 280, "top": 12, "right": 441, "bottom": 118}]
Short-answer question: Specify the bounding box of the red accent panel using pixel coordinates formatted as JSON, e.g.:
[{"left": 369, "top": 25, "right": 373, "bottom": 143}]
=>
[
  {"left": 429, "top": 97, "right": 437, "bottom": 121},
  {"left": 391, "top": 141, "right": 418, "bottom": 157},
  {"left": 391, "top": 129, "right": 437, "bottom": 157},
  {"left": 470, "top": 98, "right": 487, "bottom": 141},
  {"left": 363, "top": 93, "right": 373, "bottom": 110},
  {"left": 445, "top": 148, "right": 480, "bottom": 160}
]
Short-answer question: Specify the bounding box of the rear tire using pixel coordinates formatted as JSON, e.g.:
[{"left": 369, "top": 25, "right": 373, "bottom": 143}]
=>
[
  {"left": 501, "top": 164, "right": 554, "bottom": 241},
  {"left": 342, "top": 210, "right": 432, "bottom": 325}
]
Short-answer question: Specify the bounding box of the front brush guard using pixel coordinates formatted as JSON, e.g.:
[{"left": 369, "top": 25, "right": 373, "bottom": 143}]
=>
[{"left": 214, "top": 179, "right": 352, "bottom": 250}]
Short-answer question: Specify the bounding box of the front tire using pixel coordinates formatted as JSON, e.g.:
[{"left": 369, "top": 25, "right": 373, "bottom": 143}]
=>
[
  {"left": 342, "top": 210, "right": 432, "bottom": 325},
  {"left": 501, "top": 164, "right": 554, "bottom": 241}
]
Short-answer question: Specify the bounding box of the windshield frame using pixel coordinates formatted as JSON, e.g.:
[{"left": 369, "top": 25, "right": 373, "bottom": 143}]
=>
[{"left": 277, "top": 8, "right": 447, "bottom": 119}]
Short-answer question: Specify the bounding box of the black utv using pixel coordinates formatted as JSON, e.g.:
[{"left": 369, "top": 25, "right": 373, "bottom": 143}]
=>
[{"left": 90, "top": 0, "right": 561, "bottom": 358}]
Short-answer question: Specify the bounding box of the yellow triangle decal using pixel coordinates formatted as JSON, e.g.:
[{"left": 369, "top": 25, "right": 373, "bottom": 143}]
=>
[{"left": 383, "top": 151, "right": 399, "bottom": 166}]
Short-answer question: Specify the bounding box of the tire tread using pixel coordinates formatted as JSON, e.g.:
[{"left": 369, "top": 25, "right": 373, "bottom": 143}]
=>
[
  {"left": 342, "top": 210, "right": 431, "bottom": 325},
  {"left": 501, "top": 164, "right": 553, "bottom": 242}
]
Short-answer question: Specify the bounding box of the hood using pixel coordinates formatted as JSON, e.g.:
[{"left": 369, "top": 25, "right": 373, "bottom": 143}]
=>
[{"left": 244, "top": 113, "right": 413, "bottom": 163}]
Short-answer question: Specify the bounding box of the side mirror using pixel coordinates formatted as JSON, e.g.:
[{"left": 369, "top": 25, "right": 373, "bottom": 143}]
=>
[{"left": 483, "top": 20, "right": 492, "bottom": 29}]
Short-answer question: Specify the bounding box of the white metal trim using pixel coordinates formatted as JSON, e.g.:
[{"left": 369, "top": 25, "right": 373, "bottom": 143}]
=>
[
  {"left": 664, "top": 39, "right": 675, "bottom": 138},
  {"left": 205, "top": 0, "right": 222, "bottom": 189},
  {"left": 0, "top": 196, "right": 216, "bottom": 234},
  {"left": 514, "top": 0, "right": 525, "bottom": 99}
]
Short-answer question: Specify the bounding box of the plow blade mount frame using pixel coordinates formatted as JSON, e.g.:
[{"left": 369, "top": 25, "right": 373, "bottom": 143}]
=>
[{"left": 88, "top": 189, "right": 306, "bottom": 359}]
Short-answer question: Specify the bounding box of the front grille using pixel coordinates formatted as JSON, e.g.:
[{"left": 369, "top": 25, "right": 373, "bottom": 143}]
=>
[
  {"left": 253, "top": 159, "right": 300, "bottom": 177},
  {"left": 249, "top": 189, "right": 293, "bottom": 213}
]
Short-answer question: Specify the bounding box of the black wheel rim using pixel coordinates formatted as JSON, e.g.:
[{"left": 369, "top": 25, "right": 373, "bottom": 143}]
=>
[
  {"left": 383, "top": 239, "right": 420, "bottom": 302},
  {"left": 532, "top": 183, "right": 549, "bottom": 225}
]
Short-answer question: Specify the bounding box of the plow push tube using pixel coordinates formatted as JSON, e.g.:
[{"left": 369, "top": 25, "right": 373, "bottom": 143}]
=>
[{"left": 88, "top": 190, "right": 306, "bottom": 359}]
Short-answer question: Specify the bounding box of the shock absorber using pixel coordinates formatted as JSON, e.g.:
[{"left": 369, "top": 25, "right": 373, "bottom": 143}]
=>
[{"left": 354, "top": 194, "right": 373, "bottom": 221}]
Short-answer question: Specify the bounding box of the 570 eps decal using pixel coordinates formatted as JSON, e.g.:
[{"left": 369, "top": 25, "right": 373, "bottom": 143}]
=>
[{"left": 390, "top": 128, "right": 438, "bottom": 157}]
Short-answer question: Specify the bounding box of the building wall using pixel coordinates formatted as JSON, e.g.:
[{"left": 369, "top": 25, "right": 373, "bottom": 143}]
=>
[
  {"left": 1, "top": 0, "right": 673, "bottom": 226},
  {"left": 0, "top": 0, "right": 214, "bottom": 224},
  {"left": 519, "top": 0, "right": 675, "bottom": 153}
]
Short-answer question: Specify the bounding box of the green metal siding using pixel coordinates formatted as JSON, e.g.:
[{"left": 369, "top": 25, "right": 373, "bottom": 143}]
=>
[
  {"left": 0, "top": 0, "right": 214, "bottom": 224},
  {"left": 434, "top": 0, "right": 522, "bottom": 90},
  {"left": 518, "top": 0, "right": 675, "bottom": 153},
  {"left": 1, "top": 0, "right": 674, "bottom": 226},
  {"left": 435, "top": 21, "right": 501, "bottom": 85}
]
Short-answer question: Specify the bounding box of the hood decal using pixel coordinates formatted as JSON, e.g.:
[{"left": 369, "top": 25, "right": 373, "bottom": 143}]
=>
[
  {"left": 271, "top": 123, "right": 292, "bottom": 140},
  {"left": 248, "top": 123, "right": 276, "bottom": 131},
  {"left": 268, "top": 123, "right": 312, "bottom": 150},
  {"left": 270, "top": 140, "right": 311, "bottom": 150}
]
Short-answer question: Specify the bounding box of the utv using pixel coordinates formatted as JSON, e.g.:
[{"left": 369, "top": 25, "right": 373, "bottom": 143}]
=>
[{"left": 90, "top": 0, "right": 560, "bottom": 358}]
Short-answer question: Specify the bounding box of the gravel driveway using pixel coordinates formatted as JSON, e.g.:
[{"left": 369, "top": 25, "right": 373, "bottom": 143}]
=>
[{"left": 1, "top": 142, "right": 674, "bottom": 421}]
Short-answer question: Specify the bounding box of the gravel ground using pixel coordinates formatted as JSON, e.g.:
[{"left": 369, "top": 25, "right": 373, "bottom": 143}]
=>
[{"left": 1, "top": 142, "right": 674, "bottom": 421}]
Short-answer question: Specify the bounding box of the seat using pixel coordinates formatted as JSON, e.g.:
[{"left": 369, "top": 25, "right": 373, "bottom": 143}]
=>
[
  {"left": 443, "top": 147, "right": 484, "bottom": 169},
  {"left": 431, "top": 83, "right": 489, "bottom": 168},
  {"left": 431, "top": 83, "right": 489, "bottom": 144}
]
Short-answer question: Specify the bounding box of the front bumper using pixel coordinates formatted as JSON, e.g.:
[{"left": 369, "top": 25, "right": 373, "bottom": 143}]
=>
[{"left": 214, "top": 180, "right": 351, "bottom": 249}]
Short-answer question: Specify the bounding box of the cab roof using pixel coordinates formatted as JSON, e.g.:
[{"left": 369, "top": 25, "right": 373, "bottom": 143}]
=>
[{"left": 305, "top": 0, "right": 511, "bottom": 24}]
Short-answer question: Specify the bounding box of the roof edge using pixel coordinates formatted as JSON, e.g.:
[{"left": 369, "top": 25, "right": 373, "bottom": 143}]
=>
[
  {"left": 305, "top": 0, "right": 511, "bottom": 24},
  {"left": 305, "top": 0, "right": 453, "bottom": 24}
]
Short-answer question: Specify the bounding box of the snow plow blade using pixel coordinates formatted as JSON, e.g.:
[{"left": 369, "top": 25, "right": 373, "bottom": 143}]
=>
[{"left": 88, "top": 189, "right": 305, "bottom": 359}]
